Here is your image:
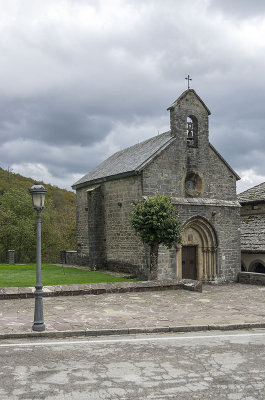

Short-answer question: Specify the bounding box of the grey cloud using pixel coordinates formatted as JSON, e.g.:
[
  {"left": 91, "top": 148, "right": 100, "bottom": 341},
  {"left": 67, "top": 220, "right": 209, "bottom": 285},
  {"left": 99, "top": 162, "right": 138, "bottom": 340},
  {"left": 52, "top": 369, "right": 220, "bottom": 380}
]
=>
[
  {"left": 0, "top": 139, "right": 104, "bottom": 178},
  {"left": 0, "top": 0, "right": 265, "bottom": 190},
  {"left": 209, "top": 0, "right": 265, "bottom": 18},
  {"left": 0, "top": 96, "right": 113, "bottom": 146}
]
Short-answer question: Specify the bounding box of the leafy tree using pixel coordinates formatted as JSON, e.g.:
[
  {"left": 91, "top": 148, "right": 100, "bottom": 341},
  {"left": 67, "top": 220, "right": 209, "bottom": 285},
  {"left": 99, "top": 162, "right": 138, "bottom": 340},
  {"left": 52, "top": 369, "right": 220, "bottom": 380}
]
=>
[
  {"left": 0, "top": 175, "right": 76, "bottom": 264},
  {"left": 130, "top": 195, "right": 182, "bottom": 280},
  {"left": 0, "top": 189, "right": 36, "bottom": 262}
]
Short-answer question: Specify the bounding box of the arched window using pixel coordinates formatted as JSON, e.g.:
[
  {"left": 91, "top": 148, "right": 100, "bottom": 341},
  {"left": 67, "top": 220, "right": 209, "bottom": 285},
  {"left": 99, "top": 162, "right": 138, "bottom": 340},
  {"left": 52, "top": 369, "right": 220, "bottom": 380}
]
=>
[{"left": 186, "top": 115, "right": 198, "bottom": 147}]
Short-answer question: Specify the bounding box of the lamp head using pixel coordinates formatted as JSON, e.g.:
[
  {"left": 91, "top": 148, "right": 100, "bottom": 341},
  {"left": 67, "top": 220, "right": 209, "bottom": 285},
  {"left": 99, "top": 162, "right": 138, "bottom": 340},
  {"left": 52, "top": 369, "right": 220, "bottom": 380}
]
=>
[{"left": 29, "top": 183, "right": 47, "bottom": 210}]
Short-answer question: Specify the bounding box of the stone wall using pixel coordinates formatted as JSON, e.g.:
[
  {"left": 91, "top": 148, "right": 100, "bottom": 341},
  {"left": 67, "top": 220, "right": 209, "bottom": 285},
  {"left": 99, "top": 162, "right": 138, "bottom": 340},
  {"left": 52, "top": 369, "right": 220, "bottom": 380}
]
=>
[
  {"left": 208, "top": 147, "right": 237, "bottom": 200},
  {"left": 87, "top": 185, "right": 105, "bottom": 269},
  {"left": 76, "top": 176, "right": 147, "bottom": 276},
  {"left": 103, "top": 175, "right": 147, "bottom": 278},
  {"left": 76, "top": 141, "right": 240, "bottom": 281},
  {"left": 238, "top": 271, "right": 265, "bottom": 285},
  {"left": 142, "top": 141, "right": 184, "bottom": 198},
  {"left": 240, "top": 202, "right": 265, "bottom": 272},
  {"left": 178, "top": 203, "right": 241, "bottom": 282},
  {"left": 157, "top": 245, "right": 177, "bottom": 280},
  {"left": 156, "top": 203, "right": 241, "bottom": 282},
  {"left": 76, "top": 186, "right": 90, "bottom": 264},
  {"left": 75, "top": 184, "right": 105, "bottom": 266}
]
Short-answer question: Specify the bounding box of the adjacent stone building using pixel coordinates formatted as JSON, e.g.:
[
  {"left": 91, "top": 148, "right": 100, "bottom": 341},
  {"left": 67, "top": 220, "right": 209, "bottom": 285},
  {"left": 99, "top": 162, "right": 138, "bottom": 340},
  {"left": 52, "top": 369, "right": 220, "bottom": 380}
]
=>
[
  {"left": 72, "top": 89, "right": 241, "bottom": 282},
  {"left": 238, "top": 182, "right": 265, "bottom": 273}
]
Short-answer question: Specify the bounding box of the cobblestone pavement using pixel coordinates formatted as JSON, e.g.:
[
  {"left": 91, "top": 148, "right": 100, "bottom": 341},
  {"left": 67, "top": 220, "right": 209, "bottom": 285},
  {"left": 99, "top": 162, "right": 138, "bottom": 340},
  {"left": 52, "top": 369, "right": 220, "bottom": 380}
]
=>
[{"left": 0, "top": 283, "right": 265, "bottom": 335}]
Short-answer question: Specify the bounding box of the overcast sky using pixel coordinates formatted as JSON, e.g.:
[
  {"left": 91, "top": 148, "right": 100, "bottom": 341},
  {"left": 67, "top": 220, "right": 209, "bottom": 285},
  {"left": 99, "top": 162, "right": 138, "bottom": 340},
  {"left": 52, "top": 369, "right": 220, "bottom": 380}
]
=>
[{"left": 1, "top": 0, "right": 265, "bottom": 193}]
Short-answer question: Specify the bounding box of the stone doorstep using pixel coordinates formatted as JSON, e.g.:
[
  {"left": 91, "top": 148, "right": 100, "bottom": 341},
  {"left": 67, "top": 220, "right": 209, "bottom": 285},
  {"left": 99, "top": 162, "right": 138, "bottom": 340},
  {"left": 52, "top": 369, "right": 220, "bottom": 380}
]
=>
[{"left": 0, "top": 279, "right": 202, "bottom": 300}]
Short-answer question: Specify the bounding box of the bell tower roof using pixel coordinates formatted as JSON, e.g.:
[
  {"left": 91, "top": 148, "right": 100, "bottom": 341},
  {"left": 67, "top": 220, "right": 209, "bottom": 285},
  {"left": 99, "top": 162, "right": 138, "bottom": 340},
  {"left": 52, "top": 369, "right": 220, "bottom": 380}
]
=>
[{"left": 167, "top": 89, "right": 211, "bottom": 115}]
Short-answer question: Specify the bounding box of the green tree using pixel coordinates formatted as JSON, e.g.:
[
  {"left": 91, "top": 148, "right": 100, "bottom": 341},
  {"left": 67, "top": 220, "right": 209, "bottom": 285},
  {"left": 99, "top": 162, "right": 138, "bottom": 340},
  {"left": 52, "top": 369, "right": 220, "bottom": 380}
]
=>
[
  {"left": 130, "top": 195, "right": 182, "bottom": 280},
  {"left": 0, "top": 189, "right": 36, "bottom": 262},
  {"left": 0, "top": 167, "right": 76, "bottom": 263},
  {"left": 0, "top": 187, "right": 76, "bottom": 264}
]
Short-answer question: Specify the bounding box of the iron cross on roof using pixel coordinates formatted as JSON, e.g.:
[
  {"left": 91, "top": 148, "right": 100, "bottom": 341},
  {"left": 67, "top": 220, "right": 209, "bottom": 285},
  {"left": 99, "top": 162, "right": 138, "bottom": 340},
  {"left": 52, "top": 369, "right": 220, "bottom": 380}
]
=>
[{"left": 185, "top": 75, "right": 192, "bottom": 89}]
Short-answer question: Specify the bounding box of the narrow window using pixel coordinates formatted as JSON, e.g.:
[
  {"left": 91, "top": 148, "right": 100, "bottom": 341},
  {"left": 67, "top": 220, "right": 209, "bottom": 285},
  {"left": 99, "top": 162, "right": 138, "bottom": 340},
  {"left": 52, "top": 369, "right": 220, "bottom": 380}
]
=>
[
  {"left": 187, "top": 117, "right": 193, "bottom": 141},
  {"left": 186, "top": 115, "right": 198, "bottom": 147}
]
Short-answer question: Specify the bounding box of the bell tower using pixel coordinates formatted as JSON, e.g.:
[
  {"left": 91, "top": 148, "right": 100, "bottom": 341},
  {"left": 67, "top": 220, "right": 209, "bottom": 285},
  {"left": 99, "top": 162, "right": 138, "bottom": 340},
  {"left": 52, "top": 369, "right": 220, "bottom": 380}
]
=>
[
  {"left": 167, "top": 89, "right": 211, "bottom": 144},
  {"left": 167, "top": 89, "right": 211, "bottom": 197}
]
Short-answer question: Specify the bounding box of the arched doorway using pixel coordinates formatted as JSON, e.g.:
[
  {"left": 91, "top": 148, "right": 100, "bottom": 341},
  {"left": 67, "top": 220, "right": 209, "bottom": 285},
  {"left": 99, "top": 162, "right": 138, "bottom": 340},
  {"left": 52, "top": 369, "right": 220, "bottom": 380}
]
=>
[{"left": 178, "top": 217, "right": 218, "bottom": 281}]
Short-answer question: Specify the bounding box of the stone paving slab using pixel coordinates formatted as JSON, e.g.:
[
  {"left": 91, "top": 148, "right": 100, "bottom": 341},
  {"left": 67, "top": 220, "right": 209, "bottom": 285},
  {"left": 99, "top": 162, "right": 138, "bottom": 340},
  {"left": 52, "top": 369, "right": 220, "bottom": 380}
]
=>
[{"left": 0, "top": 283, "right": 264, "bottom": 338}]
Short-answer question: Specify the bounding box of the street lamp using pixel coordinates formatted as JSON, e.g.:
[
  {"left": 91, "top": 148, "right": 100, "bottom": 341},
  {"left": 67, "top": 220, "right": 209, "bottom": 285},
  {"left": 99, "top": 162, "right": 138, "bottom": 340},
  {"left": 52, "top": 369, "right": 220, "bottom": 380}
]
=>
[{"left": 29, "top": 183, "right": 47, "bottom": 332}]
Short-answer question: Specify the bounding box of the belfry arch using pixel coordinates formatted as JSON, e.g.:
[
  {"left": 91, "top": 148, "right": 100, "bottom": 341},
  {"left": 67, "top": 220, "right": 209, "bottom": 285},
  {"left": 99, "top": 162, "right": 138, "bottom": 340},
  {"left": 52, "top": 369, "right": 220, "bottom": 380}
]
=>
[
  {"left": 176, "top": 217, "right": 218, "bottom": 281},
  {"left": 186, "top": 115, "right": 198, "bottom": 147}
]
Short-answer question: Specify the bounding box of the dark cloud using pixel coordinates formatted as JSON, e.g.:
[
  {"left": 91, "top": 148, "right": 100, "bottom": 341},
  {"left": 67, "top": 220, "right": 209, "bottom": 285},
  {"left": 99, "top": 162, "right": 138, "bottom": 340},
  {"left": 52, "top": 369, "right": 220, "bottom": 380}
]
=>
[
  {"left": 0, "top": 97, "right": 111, "bottom": 146},
  {"left": 0, "top": 0, "right": 264, "bottom": 191}
]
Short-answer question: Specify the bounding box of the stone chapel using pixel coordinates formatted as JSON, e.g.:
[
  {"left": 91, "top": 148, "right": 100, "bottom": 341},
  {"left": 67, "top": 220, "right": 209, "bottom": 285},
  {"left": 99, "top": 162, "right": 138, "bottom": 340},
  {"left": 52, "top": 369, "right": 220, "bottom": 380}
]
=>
[{"left": 72, "top": 89, "right": 241, "bottom": 282}]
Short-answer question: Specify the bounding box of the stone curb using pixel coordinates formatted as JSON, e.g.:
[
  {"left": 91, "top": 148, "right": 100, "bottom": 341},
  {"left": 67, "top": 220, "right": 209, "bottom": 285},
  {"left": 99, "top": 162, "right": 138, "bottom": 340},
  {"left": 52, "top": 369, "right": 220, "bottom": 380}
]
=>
[
  {"left": 1, "top": 322, "right": 265, "bottom": 340},
  {"left": 0, "top": 279, "right": 202, "bottom": 300}
]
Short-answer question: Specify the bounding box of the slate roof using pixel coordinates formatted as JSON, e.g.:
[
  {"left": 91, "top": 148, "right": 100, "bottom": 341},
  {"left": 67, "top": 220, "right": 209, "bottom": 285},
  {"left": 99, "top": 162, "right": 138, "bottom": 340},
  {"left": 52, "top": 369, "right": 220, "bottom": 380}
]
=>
[
  {"left": 72, "top": 131, "right": 175, "bottom": 189},
  {"left": 238, "top": 181, "right": 265, "bottom": 204},
  {"left": 73, "top": 127, "right": 240, "bottom": 189},
  {"left": 240, "top": 214, "right": 265, "bottom": 252}
]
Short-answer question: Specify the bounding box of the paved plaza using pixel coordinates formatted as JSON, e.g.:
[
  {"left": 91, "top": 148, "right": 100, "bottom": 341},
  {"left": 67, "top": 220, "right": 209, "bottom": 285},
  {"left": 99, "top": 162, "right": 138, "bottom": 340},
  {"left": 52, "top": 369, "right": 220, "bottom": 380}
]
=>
[{"left": 0, "top": 283, "right": 265, "bottom": 337}]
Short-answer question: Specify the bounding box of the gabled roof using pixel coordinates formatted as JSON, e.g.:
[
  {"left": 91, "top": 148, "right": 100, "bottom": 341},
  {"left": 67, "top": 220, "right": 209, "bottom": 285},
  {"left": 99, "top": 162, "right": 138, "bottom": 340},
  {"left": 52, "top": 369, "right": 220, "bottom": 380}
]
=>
[
  {"left": 241, "top": 214, "right": 265, "bottom": 252},
  {"left": 238, "top": 181, "right": 265, "bottom": 204},
  {"left": 167, "top": 89, "right": 211, "bottom": 115},
  {"left": 72, "top": 131, "right": 175, "bottom": 189},
  {"left": 72, "top": 129, "right": 239, "bottom": 189}
]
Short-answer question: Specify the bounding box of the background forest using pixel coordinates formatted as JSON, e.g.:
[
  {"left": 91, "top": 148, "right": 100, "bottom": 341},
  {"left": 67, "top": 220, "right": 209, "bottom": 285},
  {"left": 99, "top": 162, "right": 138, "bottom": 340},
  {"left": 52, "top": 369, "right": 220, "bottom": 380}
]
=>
[{"left": 0, "top": 167, "right": 76, "bottom": 263}]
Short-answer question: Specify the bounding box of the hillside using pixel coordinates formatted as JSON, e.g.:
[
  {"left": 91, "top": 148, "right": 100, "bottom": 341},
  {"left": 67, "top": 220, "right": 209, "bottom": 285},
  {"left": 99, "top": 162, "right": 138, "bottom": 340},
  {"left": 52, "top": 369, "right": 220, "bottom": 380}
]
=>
[{"left": 0, "top": 167, "right": 76, "bottom": 263}]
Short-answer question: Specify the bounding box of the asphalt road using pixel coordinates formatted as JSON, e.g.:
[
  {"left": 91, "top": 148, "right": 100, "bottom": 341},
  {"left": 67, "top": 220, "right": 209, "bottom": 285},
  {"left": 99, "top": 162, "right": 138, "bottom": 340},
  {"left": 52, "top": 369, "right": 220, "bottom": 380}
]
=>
[{"left": 0, "top": 329, "right": 265, "bottom": 400}]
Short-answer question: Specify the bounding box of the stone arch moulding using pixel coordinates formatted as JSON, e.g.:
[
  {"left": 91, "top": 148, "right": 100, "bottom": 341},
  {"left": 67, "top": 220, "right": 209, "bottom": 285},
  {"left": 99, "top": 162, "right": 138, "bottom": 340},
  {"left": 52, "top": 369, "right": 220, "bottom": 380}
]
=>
[
  {"left": 249, "top": 259, "right": 265, "bottom": 273},
  {"left": 177, "top": 216, "right": 218, "bottom": 281}
]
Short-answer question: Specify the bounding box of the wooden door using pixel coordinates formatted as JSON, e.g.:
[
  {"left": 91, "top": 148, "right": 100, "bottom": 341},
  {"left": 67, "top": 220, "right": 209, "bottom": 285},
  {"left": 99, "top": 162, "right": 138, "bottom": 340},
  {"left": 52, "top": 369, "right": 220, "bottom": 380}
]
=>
[{"left": 182, "top": 246, "right": 197, "bottom": 279}]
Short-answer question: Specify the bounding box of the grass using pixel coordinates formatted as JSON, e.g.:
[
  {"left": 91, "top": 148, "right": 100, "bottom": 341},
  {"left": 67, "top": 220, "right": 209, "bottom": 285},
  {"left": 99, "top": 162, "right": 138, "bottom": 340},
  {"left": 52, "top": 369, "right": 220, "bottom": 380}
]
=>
[{"left": 0, "top": 264, "right": 135, "bottom": 287}]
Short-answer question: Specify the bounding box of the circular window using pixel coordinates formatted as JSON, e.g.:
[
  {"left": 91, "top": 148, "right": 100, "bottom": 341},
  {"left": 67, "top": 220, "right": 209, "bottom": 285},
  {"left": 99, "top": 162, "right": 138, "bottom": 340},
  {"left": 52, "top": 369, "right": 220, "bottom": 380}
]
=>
[
  {"left": 185, "top": 180, "right": 194, "bottom": 190},
  {"left": 184, "top": 172, "right": 204, "bottom": 197}
]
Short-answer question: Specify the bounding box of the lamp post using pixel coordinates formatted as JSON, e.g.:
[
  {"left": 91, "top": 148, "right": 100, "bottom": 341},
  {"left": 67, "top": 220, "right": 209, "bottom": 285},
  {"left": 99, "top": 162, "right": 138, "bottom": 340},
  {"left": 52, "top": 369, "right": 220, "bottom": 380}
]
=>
[{"left": 29, "top": 183, "right": 47, "bottom": 332}]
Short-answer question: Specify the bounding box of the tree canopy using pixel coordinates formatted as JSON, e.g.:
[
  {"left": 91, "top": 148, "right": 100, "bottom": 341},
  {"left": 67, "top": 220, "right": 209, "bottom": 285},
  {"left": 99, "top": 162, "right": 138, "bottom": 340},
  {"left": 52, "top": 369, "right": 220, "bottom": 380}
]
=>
[
  {"left": 0, "top": 167, "right": 76, "bottom": 263},
  {"left": 130, "top": 195, "right": 182, "bottom": 279}
]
